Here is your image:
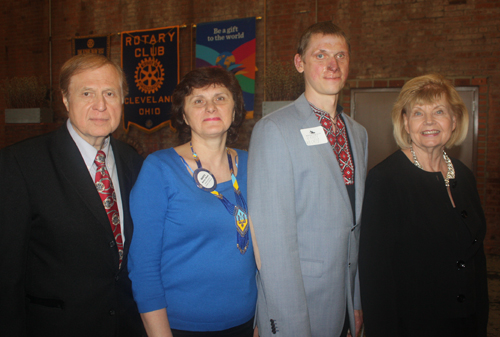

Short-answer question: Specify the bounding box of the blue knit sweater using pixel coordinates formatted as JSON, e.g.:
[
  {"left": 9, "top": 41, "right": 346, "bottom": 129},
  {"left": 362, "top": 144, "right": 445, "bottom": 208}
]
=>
[{"left": 128, "top": 148, "right": 256, "bottom": 331}]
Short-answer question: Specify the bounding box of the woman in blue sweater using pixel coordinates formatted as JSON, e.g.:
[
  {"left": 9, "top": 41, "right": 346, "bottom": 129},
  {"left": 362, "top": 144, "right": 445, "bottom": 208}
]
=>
[{"left": 128, "top": 67, "right": 257, "bottom": 337}]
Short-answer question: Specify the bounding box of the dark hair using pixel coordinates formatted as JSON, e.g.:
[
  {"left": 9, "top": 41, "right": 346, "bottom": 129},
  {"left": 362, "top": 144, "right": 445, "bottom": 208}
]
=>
[
  {"left": 296, "top": 21, "right": 350, "bottom": 59},
  {"left": 60, "top": 54, "right": 128, "bottom": 102},
  {"left": 171, "top": 67, "right": 246, "bottom": 144}
]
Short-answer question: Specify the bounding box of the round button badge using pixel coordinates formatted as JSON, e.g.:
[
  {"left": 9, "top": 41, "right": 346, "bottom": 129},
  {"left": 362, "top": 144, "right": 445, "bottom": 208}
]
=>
[{"left": 193, "top": 168, "right": 217, "bottom": 192}]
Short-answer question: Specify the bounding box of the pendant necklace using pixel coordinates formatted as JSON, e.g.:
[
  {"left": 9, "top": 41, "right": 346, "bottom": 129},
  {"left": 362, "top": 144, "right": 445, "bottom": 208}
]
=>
[{"left": 184, "top": 142, "right": 249, "bottom": 254}]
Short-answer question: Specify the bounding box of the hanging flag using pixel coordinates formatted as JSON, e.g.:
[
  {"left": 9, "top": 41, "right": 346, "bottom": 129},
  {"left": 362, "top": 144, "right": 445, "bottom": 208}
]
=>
[
  {"left": 72, "top": 35, "right": 110, "bottom": 57},
  {"left": 196, "top": 17, "right": 256, "bottom": 119},
  {"left": 121, "top": 26, "right": 179, "bottom": 132}
]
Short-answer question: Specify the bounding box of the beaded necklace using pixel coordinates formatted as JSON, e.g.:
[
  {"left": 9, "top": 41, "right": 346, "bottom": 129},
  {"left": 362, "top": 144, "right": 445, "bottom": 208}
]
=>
[
  {"left": 179, "top": 143, "right": 249, "bottom": 254},
  {"left": 410, "top": 145, "right": 455, "bottom": 187}
]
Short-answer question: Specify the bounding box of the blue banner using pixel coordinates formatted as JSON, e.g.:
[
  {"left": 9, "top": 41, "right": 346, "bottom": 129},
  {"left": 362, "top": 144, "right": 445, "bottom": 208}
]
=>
[
  {"left": 72, "top": 35, "right": 110, "bottom": 57},
  {"left": 196, "top": 17, "right": 256, "bottom": 118},
  {"left": 121, "top": 26, "right": 179, "bottom": 132}
]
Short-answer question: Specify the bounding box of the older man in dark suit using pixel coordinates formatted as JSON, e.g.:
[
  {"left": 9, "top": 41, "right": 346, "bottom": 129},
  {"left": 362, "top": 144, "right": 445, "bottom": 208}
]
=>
[{"left": 0, "top": 54, "right": 145, "bottom": 336}]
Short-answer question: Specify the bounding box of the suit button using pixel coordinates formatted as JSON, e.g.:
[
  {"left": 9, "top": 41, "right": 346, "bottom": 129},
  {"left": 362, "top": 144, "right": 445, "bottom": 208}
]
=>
[
  {"left": 473, "top": 238, "right": 478, "bottom": 244},
  {"left": 109, "top": 241, "right": 116, "bottom": 248},
  {"left": 109, "top": 309, "right": 116, "bottom": 315},
  {"left": 457, "top": 260, "right": 466, "bottom": 269},
  {"left": 457, "top": 294, "right": 465, "bottom": 303},
  {"left": 270, "top": 319, "right": 277, "bottom": 334},
  {"left": 461, "top": 210, "right": 468, "bottom": 218},
  {"left": 451, "top": 180, "right": 457, "bottom": 188},
  {"left": 349, "top": 263, "right": 351, "bottom": 267},
  {"left": 115, "top": 275, "right": 120, "bottom": 281}
]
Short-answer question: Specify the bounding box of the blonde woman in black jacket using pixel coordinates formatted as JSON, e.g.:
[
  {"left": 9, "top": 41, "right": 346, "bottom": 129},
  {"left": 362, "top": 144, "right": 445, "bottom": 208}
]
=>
[{"left": 359, "top": 74, "right": 488, "bottom": 337}]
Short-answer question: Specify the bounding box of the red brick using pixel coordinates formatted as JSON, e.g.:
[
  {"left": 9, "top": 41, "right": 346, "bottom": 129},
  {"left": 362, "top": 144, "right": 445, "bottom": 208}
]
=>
[
  {"left": 454, "top": 78, "right": 470, "bottom": 86},
  {"left": 472, "top": 78, "right": 488, "bottom": 85},
  {"left": 389, "top": 80, "right": 405, "bottom": 87},
  {"left": 479, "top": 86, "right": 489, "bottom": 93},
  {"left": 358, "top": 81, "right": 373, "bottom": 88}
]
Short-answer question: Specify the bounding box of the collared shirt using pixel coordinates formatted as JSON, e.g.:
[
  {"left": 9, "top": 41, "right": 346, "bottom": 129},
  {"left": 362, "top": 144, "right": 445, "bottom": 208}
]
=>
[
  {"left": 309, "top": 102, "right": 355, "bottom": 185},
  {"left": 309, "top": 102, "right": 356, "bottom": 219},
  {"left": 66, "top": 120, "right": 125, "bottom": 242}
]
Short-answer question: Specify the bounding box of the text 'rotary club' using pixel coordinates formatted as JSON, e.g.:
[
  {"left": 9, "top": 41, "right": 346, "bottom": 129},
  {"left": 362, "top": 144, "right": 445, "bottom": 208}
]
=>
[{"left": 124, "top": 32, "right": 176, "bottom": 58}]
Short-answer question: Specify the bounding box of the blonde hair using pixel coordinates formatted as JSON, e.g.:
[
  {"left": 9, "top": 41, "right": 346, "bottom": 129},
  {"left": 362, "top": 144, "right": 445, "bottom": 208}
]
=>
[{"left": 392, "top": 74, "right": 468, "bottom": 149}]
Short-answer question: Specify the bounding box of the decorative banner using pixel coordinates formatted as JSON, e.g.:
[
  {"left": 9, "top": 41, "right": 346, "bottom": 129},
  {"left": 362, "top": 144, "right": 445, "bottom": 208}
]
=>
[
  {"left": 121, "top": 26, "right": 179, "bottom": 132},
  {"left": 196, "top": 17, "right": 256, "bottom": 119},
  {"left": 72, "top": 35, "right": 110, "bottom": 57}
]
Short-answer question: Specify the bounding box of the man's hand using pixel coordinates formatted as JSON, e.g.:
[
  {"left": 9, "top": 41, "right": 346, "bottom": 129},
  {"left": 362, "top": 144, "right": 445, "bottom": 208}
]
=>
[{"left": 347, "top": 309, "right": 363, "bottom": 337}]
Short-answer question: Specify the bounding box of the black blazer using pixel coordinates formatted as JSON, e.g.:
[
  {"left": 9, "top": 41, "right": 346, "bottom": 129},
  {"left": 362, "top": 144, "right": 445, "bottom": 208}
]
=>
[
  {"left": 0, "top": 125, "right": 145, "bottom": 336},
  {"left": 359, "top": 150, "right": 489, "bottom": 337}
]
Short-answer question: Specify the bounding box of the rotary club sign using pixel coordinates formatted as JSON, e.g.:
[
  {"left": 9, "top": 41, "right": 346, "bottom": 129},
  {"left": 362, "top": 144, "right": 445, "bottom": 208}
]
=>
[{"left": 121, "top": 26, "right": 179, "bottom": 132}]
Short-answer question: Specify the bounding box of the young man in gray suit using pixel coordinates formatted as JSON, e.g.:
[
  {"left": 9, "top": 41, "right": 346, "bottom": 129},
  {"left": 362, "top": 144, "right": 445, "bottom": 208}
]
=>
[{"left": 248, "top": 22, "right": 367, "bottom": 337}]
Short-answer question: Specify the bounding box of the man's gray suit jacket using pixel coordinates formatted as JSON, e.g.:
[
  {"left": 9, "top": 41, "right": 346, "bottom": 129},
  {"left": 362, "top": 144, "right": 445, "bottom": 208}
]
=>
[{"left": 248, "top": 93, "right": 368, "bottom": 337}]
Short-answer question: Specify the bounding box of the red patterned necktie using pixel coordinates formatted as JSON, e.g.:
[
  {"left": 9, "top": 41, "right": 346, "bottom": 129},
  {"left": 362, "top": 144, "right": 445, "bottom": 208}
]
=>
[{"left": 94, "top": 150, "right": 123, "bottom": 267}]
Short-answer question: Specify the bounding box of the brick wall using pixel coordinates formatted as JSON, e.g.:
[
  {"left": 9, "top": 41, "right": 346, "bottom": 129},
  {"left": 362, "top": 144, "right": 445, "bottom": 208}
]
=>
[{"left": 1, "top": 0, "right": 499, "bottom": 253}]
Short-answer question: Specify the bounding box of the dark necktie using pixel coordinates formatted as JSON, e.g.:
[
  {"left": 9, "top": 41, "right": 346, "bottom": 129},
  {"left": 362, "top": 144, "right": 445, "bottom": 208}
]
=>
[{"left": 94, "top": 150, "right": 123, "bottom": 267}]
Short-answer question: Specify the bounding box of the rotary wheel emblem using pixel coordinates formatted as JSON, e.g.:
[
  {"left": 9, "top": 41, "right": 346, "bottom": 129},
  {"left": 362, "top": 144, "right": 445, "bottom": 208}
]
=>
[{"left": 134, "top": 57, "right": 165, "bottom": 94}]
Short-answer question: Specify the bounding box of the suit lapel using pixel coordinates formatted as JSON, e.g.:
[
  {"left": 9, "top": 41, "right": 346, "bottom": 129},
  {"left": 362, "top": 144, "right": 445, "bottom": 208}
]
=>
[
  {"left": 52, "top": 126, "right": 115, "bottom": 239},
  {"left": 111, "top": 138, "right": 134, "bottom": 263},
  {"left": 343, "top": 116, "right": 366, "bottom": 224},
  {"left": 295, "top": 96, "right": 353, "bottom": 215}
]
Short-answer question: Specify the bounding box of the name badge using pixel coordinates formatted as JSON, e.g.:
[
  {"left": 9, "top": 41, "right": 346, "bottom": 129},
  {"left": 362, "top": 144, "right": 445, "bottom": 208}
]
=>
[
  {"left": 300, "top": 126, "right": 328, "bottom": 146},
  {"left": 193, "top": 168, "right": 217, "bottom": 192}
]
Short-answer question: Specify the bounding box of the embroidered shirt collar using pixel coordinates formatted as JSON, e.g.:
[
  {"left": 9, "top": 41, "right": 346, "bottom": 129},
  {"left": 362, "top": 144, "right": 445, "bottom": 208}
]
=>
[{"left": 308, "top": 101, "right": 344, "bottom": 120}]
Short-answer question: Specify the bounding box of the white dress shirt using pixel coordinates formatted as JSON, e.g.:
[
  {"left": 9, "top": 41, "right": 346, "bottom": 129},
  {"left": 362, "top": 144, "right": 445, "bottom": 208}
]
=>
[{"left": 66, "top": 120, "right": 125, "bottom": 242}]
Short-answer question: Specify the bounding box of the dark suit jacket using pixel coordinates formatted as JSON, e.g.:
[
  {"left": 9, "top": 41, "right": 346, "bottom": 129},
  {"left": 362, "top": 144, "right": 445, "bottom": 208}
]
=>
[
  {"left": 359, "top": 150, "right": 489, "bottom": 337},
  {"left": 0, "top": 125, "right": 145, "bottom": 336}
]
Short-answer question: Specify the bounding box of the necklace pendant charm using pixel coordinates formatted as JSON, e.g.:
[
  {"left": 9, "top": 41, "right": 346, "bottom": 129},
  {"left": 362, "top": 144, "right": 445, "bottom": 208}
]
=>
[
  {"left": 193, "top": 168, "right": 217, "bottom": 192},
  {"left": 234, "top": 205, "right": 249, "bottom": 254}
]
